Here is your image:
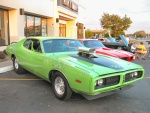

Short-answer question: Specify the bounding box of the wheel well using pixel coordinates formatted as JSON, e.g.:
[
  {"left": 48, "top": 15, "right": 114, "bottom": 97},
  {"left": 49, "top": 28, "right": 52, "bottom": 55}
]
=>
[
  {"left": 49, "top": 70, "right": 59, "bottom": 82},
  {"left": 49, "top": 70, "right": 67, "bottom": 83},
  {"left": 11, "top": 54, "right": 15, "bottom": 60}
]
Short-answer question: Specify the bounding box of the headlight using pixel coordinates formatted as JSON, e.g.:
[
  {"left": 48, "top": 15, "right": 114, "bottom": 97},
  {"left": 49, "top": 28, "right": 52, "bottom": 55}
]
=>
[
  {"left": 125, "top": 71, "right": 143, "bottom": 82},
  {"left": 130, "top": 73, "right": 134, "bottom": 77},
  {"left": 134, "top": 72, "right": 138, "bottom": 76},
  {"left": 130, "top": 72, "right": 138, "bottom": 77},
  {"left": 95, "top": 79, "right": 104, "bottom": 86}
]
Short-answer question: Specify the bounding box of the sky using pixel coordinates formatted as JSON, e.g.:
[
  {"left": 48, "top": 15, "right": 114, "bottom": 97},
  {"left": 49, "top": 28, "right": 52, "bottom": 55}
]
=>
[{"left": 82, "top": 0, "right": 150, "bottom": 34}]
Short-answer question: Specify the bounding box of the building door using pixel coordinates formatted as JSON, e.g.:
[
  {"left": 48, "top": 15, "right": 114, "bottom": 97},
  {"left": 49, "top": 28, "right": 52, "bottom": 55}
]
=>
[
  {"left": 0, "top": 10, "right": 9, "bottom": 46},
  {"left": 59, "top": 24, "right": 66, "bottom": 37}
]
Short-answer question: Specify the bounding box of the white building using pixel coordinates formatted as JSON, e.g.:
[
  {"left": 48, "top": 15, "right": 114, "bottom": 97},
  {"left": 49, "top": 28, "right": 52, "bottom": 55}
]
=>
[{"left": 0, "top": 0, "right": 86, "bottom": 49}]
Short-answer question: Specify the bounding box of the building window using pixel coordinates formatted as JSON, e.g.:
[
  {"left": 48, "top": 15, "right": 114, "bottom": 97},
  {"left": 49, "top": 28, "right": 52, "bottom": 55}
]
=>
[
  {"left": 35, "top": 17, "right": 41, "bottom": 36},
  {"left": 77, "top": 23, "right": 84, "bottom": 38},
  {"left": 42, "top": 18, "right": 47, "bottom": 36},
  {"left": 59, "top": 24, "right": 66, "bottom": 37},
  {"left": 26, "top": 16, "right": 34, "bottom": 37},
  {"left": 0, "top": 10, "right": 9, "bottom": 46},
  {"left": 24, "top": 15, "right": 47, "bottom": 37}
]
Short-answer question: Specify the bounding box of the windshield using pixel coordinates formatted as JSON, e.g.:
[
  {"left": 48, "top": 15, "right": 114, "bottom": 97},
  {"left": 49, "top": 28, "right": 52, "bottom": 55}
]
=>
[
  {"left": 42, "top": 39, "right": 84, "bottom": 53},
  {"left": 83, "top": 40, "right": 105, "bottom": 48}
]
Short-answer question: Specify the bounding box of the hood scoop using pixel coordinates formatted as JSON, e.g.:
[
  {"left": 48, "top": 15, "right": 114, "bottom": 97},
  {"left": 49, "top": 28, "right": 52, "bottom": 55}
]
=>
[
  {"left": 70, "top": 47, "right": 123, "bottom": 70},
  {"left": 78, "top": 47, "right": 97, "bottom": 59}
]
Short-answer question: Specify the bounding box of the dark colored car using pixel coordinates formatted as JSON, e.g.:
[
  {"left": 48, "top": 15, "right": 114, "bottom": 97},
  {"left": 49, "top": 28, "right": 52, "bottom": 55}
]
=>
[{"left": 100, "top": 35, "right": 129, "bottom": 51}]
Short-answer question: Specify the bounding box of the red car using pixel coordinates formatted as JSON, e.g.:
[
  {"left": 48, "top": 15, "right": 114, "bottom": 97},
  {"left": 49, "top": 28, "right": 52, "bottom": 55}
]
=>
[{"left": 79, "top": 39, "right": 135, "bottom": 62}]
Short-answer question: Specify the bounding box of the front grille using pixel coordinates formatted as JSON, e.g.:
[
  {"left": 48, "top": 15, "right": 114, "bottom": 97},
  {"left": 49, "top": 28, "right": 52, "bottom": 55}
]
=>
[
  {"left": 105, "top": 76, "right": 120, "bottom": 86},
  {"left": 125, "top": 71, "right": 143, "bottom": 82},
  {"left": 95, "top": 76, "right": 120, "bottom": 89}
]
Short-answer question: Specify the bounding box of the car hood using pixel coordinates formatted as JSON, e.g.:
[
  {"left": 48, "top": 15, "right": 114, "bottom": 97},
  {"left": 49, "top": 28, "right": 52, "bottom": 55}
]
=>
[
  {"left": 96, "top": 47, "right": 134, "bottom": 58},
  {"left": 120, "top": 35, "right": 128, "bottom": 46},
  {"left": 46, "top": 52, "right": 141, "bottom": 77},
  {"left": 102, "top": 35, "right": 128, "bottom": 47}
]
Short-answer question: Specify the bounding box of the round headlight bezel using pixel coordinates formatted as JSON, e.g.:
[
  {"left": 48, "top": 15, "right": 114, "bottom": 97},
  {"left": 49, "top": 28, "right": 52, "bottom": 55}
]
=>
[
  {"left": 96, "top": 78, "right": 104, "bottom": 86},
  {"left": 134, "top": 72, "right": 138, "bottom": 76}
]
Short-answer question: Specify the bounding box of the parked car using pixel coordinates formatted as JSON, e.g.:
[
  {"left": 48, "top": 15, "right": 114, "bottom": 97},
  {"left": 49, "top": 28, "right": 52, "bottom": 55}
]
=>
[
  {"left": 6, "top": 37, "right": 144, "bottom": 100},
  {"left": 101, "top": 35, "right": 129, "bottom": 51},
  {"left": 79, "top": 39, "right": 135, "bottom": 62}
]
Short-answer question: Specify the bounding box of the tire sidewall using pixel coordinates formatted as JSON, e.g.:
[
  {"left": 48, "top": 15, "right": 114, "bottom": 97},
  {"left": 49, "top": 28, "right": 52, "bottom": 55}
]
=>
[
  {"left": 13, "top": 56, "right": 19, "bottom": 73},
  {"left": 52, "top": 72, "right": 72, "bottom": 100},
  {"left": 13, "top": 56, "right": 26, "bottom": 74}
]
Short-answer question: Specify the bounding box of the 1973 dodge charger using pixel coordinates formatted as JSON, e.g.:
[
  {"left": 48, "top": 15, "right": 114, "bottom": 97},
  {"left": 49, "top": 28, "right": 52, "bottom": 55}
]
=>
[{"left": 6, "top": 37, "right": 144, "bottom": 100}]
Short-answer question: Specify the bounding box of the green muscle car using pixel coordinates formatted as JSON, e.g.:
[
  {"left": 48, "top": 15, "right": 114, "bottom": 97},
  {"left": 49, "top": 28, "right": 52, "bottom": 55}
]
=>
[{"left": 6, "top": 37, "right": 144, "bottom": 100}]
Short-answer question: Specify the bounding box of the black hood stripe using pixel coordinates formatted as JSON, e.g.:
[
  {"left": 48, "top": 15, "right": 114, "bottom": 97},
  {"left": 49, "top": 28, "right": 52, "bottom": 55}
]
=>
[{"left": 70, "top": 55, "right": 123, "bottom": 70}]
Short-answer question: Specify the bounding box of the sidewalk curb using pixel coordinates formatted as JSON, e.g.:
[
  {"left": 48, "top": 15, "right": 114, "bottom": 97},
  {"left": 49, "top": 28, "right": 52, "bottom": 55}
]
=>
[{"left": 0, "top": 65, "right": 14, "bottom": 73}]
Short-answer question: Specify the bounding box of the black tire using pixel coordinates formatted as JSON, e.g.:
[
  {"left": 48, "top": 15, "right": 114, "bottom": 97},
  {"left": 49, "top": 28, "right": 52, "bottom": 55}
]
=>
[
  {"left": 52, "top": 72, "right": 72, "bottom": 100},
  {"left": 13, "top": 56, "right": 26, "bottom": 74}
]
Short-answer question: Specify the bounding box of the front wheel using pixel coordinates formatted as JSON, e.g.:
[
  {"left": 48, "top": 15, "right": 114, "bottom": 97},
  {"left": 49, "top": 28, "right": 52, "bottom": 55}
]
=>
[
  {"left": 52, "top": 72, "right": 72, "bottom": 100},
  {"left": 13, "top": 56, "right": 26, "bottom": 74}
]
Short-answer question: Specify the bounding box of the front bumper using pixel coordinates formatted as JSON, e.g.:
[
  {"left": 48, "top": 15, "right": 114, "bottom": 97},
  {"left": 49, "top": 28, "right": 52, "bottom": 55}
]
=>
[{"left": 82, "top": 84, "right": 133, "bottom": 100}]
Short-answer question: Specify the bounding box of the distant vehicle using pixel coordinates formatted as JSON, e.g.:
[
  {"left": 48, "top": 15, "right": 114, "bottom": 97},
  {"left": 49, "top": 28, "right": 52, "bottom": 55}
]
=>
[
  {"left": 98, "top": 38, "right": 105, "bottom": 42},
  {"left": 146, "top": 40, "right": 150, "bottom": 44},
  {"left": 98, "top": 38, "right": 111, "bottom": 42},
  {"left": 79, "top": 39, "right": 135, "bottom": 62},
  {"left": 100, "top": 35, "right": 129, "bottom": 51}
]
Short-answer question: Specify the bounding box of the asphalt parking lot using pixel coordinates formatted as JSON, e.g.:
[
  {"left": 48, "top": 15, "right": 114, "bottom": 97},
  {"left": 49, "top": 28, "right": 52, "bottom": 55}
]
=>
[{"left": 0, "top": 58, "right": 150, "bottom": 113}]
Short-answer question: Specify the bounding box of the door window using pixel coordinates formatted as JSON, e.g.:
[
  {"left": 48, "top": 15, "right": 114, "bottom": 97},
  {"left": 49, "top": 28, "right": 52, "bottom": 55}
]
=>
[{"left": 23, "top": 39, "right": 32, "bottom": 50}]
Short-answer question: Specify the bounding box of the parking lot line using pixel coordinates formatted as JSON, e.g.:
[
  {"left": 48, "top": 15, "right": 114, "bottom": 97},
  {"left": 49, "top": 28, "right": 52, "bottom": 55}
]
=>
[{"left": 0, "top": 78, "right": 43, "bottom": 80}]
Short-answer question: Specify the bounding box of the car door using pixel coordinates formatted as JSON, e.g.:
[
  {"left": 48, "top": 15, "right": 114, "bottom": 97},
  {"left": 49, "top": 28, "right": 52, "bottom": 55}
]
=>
[{"left": 30, "top": 39, "right": 46, "bottom": 78}]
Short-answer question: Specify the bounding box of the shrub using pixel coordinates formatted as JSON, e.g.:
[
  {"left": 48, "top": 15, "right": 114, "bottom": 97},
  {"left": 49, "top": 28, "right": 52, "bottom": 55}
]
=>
[{"left": 0, "top": 51, "right": 6, "bottom": 59}]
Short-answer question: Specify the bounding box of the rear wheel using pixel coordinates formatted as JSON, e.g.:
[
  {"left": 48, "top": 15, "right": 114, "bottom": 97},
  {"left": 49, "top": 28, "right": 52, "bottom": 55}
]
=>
[
  {"left": 13, "top": 56, "right": 26, "bottom": 74},
  {"left": 52, "top": 72, "right": 72, "bottom": 100}
]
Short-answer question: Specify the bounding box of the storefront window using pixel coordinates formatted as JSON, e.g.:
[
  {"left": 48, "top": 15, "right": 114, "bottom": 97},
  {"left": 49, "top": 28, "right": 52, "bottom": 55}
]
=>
[
  {"left": 24, "top": 15, "right": 47, "bottom": 37},
  {"left": 26, "top": 16, "right": 34, "bottom": 37},
  {"left": 59, "top": 24, "right": 66, "bottom": 37},
  {"left": 0, "top": 10, "right": 9, "bottom": 46},
  {"left": 35, "top": 17, "right": 41, "bottom": 36},
  {"left": 42, "top": 18, "right": 47, "bottom": 36}
]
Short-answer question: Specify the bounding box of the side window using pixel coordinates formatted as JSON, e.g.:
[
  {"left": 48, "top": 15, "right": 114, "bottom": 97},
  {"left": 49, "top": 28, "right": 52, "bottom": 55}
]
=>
[
  {"left": 23, "top": 39, "right": 32, "bottom": 50},
  {"left": 33, "top": 40, "right": 42, "bottom": 53}
]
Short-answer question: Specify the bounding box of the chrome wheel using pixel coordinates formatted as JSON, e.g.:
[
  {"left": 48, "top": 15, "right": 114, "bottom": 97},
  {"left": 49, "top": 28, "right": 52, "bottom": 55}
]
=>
[
  {"left": 14, "top": 58, "right": 19, "bottom": 69},
  {"left": 13, "top": 56, "right": 26, "bottom": 74},
  {"left": 54, "top": 77, "right": 65, "bottom": 96}
]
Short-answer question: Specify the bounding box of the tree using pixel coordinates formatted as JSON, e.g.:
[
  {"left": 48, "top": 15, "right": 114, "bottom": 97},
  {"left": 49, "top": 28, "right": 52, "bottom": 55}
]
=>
[
  {"left": 133, "top": 30, "right": 146, "bottom": 38},
  {"left": 100, "top": 13, "right": 132, "bottom": 38},
  {"left": 85, "top": 29, "right": 94, "bottom": 38}
]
